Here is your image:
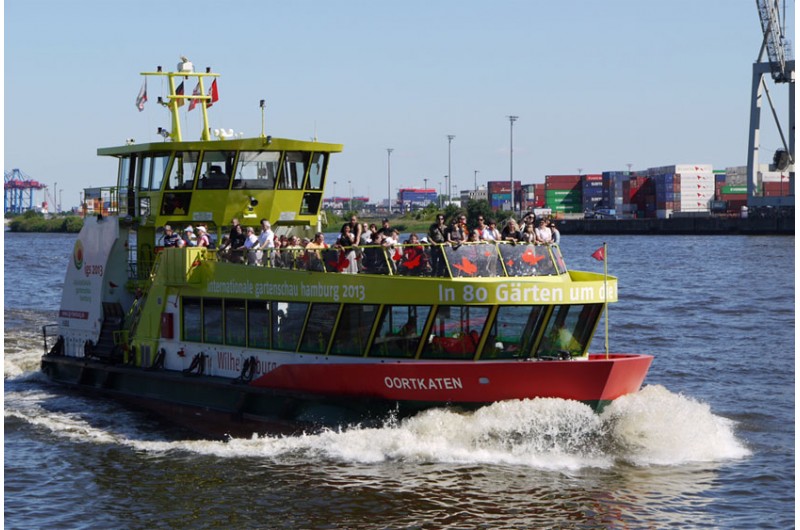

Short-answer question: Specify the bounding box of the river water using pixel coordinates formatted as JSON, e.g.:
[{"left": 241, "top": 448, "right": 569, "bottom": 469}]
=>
[{"left": 4, "top": 232, "right": 794, "bottom": 529}]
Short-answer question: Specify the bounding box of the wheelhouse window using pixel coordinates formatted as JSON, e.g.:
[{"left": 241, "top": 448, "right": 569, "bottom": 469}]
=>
[
  {"left": 247, "top": 301, "right": 270, "bottom": 349},
  {"left": 198, "top": 151, "right": 235, "bottom": 189},
  {"left": 182, "top": 297, "right": 202, "bottom": 342},
  {"left": 272, "top": 301, "right": 308, "bottom": 352},
  {"left": 138, "top": 157, "right": 152, "bottom": 191},
  {"left": 369, "top": 305, "right": 432, "bottom": 358},
  {"left": 225, "top": 300, "right": 247, "bottom": 346},
  {"left": 234, "top": 151, "right": 280, "bottom": 189},
  {"left": 421, "top": 305, "right": 490, "bottom": 360},
  {"left": 165, "top": 152, "right": 200, "bottom": 190},
  {"left": 330, "top": 304, "right": 379, "bottom": 356},
  {"left": 149, "top": 155, "right": 169, "bottom": 191},
  {"left": 278, "top": 152, "right": 309, "bottom": 190},
  {"left": 305, "top": 152, "right": 327, "bottom": 190},
  {"left": 481, "top": 305, "right": 547, "bottom": 360},
  {"left": 203, "top": 299, "right": 223, "bottom": 344},
  {"left": 535, "top": 304, "right": 602, "bottom": 359},
  {"left": 299, "top": 303, "right": 339, "bottom": 354}
]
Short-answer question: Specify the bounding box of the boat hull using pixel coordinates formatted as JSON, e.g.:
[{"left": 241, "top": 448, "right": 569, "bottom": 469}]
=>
[{"left": 40, "top": 353, "right": 652, "bottom": 438}]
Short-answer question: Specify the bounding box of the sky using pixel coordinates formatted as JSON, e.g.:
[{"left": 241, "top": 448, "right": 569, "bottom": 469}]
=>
[{"left": 4, "top": 0, "right": 796, "bottom": 209}]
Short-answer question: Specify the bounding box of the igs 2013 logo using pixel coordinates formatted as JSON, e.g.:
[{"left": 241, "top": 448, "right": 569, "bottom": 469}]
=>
[{"left": 73, "top": 240, "right": 84, "bottom": 270}]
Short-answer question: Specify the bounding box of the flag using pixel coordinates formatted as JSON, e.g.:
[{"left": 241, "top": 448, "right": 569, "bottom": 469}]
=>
[
  {"left": 175, "top": 81, "right": 185, "bottom": 107},
  {"left": 135, "top": 80, "right": 147, "bottom": 112},
  {"left": 188, "top": 82, "right": 201, "bottom": 111},
  {"left": 207, "top": 79, "right": 219, "bottom": 108},
  {"left": 591, "top": 246, "right": 605, "bottom": 261}
]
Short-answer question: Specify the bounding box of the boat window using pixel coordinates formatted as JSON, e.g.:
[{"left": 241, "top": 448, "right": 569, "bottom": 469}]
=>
[
  {"left": 369, "top": 305, "right": 432, "bottom": 358},
  {"left": 535, "top": 304, "right": 602, "bottom": 359},
  {"left": 198, "top": 151, "right": 235, "bottom": 189},
  {"left": 225, "top": 300, "right": 247, "bottom": 346},
  {"left": 498, "top": 244, "right": 556, "bottom": 277},
  {"left": 299, "top": 303, "right": 339, "bottom": 354},
  {"left": 271, "top": 301, "right": 309, "bottom": 352},
  {"left": 278, "top": 152, "right": 309, "bottom": 190},
  {"left": 149, "top": 155, "right": 170, "bottom": 191},
  {"left": 480, "top": 305, "right": 547, "bottom": 360},
  {"left": 165, "top": 152, "right": 200, "bottom": 190},
  {"left": 551, "top": 245, "right": 567, "bottom": 274},
  {"left": 305, "top": 152, "right": 327, "bottom": 190},
  {"left": 203, "top": 298, "right": 224, "bottom": 344},
  {"left": 138, "top": 156, "right": 152, "bottom": 191},
  {"left": 118, "top": 157, "right": 132, "bottom": 190},
  {"left": 300, "top": 192, "right": 322, "bottom": 215},
  {"left": 443, "top": 244, "right": 502, "bottom": 277},
  {"left": 160, "top": 192, "right": 193, "bottom": 216},
  {"left": 247, "top": 300, "right": 270, "bottom": 349},
  {"left": 421, "top": 305, "right": 490, "bottom": 360},
  {"left": 182, "top": 297, "right": 202, "bottom": 342},
  {"left": 234, "top": 151, "right": 280, "bottom": 189},
  {"left": 330, "top": 304, "right": 379, "bottom": 356}
]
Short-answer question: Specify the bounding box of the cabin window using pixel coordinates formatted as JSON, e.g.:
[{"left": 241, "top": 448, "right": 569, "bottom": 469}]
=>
[
  {"left": 421, "top": 305, "right": 490, "bottom": 360},
  {"left": 138, "top": 157, "right": 152, "bottom": 190},
  {"left": 480, "top": 305, "right": 547, "bottom": 360},
  {"left": 299, "top": 303, "right": 339, "bottom": 354},
  {"left": 160, "top": 192, "right": 192, "bottom": 216},
  {"left": 234, "top": 151, "right": 280, "bottom": 189},
  {"left": 203, "top": 298, "right": 224, "bottom": 344},
  {"left": 278, "top": 152, "right": 309, "bottom": 190},
  {"left": 225, "top": 300, "right": 247, "bottom": 346},
  {"left": 182, "top": 297, "right": 202, "bottom": 342},
  {"left": 271, "top": 301, "right": 308, "bottom": 352},
  {"left": 535, "top": 304, "right": 602, "bottom": 359},
  {"left": 198, "top": 151, "right": 235, "bottom": 189},
  {"left": 330, "top": 304, "right": 379, "bottom": 356},
  {"left": 305, "top": 152, "right": 327, "bottom": 190},
  {"left": 369, "top": 305, "right": 432, "bottom": 358},
  {"left": 498, "top": 244, "right": 557, "bottom": 277},
  {"left": 300, "top": 192, "right": 323, "bottom": 215},
  {"left": 443, "top": 244, "right": 502, "bottom": 277},
  {"left": 247, "top": 301, "right": 270, "bottom": 349},
  {"left": 149, "top": 155, "right": 170, "bottom": 191},
  {"left": 166, "top": 152, "right": 200, "bottom": 190}
]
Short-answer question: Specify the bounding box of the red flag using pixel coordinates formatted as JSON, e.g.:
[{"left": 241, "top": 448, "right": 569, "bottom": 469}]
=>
[
  {"left": 207, "top": 79, "right": 219, "bottom": 108},
  {"left": 135, "top": 79, "right": 147, "bottom": 112},
  {"left": 188, "top": 82, "right": 201, "bottom": 111},
  {"left": 591, "top": 246, "right": 605, "bottom": 261},
  {"left": 175, "top": 81, "right": 185, "bottom": 107}
]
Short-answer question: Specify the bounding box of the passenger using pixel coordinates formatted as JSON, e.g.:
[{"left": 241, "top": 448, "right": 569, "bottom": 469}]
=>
[
  {"left": 335, "top": 225, "right": 359, "bottom": 273},
  {"left": 474, "top": 216, "right": 487, "bottom": 239},
  {"left": 196, "top": 225, "right": 210, "bottom": 247},
  {"left": 228, "top": 218, "right": 246, "bottom": 249},
  {"left": 363, "top": 231, "right": 389, "bottom": 274},
  {"left": 400, "top": 233, "right": 427, "bottom": 275},
  {"left": 549, "top": 220, "right": 561, "bottom": 244},
  {"left": 380, "top": 218, "right": 393, "bottom": 238},
  {"left": 183, "top": 225, "right": 197, "bottom": 247},
  {"left": 501, "top": 219, "right": 521, "bottom": 243},
  {"left": 305, "top": 232, "right": 328, "bottom": 271},
  {"left": 342, "top": 214, "right": 363, "bottom": 244},
  {"left": 428, "top": 214, "right": 448, "bottom": 276},
  {"left": 482, "top": 219, "right": 501, "bottom": 241},
  {"left": 255, "top": 219, "right": 275, "bottom": 265},
  {"left": 521, "top": 211, "right": 536, "bottom": 232},
  {"left": 446, "top": 217, "right": 467, "bottom": 245},
  {"left": 242, "top": 226, "right": 261, "bottom": 265},
  {"left": 468, "top": 229, "right": 481, "bottom": 242},
  {"left": 360, "top": 222, "right": 371, "bottom": 245},
  {"left": 162, "top": 225, "right": 182, "bottom": 247},
  {"left": 535, "top": 218, "right": 553, "bottom": 244},
  {"left": 520, "top": 222, "right": 536, "bottom": 243}
]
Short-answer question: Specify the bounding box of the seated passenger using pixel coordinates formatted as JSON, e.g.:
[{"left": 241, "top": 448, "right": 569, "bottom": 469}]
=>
[{"left": 162, "top": 225, "right": 182, "bottom": 247}]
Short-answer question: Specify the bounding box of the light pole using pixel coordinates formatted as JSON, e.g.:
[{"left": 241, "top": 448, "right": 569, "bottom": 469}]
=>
[
  {"left": 348, "top": 180, "right": 352, "bottom": 212},
  {"left": 447, "top": 135, "right": 455, "bottom": 206},
  {"left": 387, "top": 148, "right": 394, "bottom": 215},
  {"left": 59, "top": 190, "right": 63, "bottom": 213},
  {"left": 474, "top": 170, "right": 479, "bottom": 191},
  {"left": 332, "top": 181, "right": 337, "bottom": 211},
  {"left": 439, "top": 181, "right": 443, "bottom": 208},
  {"left": 507, "top": 116, "right": 518, "bottom": 214}
]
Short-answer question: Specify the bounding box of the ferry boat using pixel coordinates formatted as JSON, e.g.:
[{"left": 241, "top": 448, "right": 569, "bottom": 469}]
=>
[{"left": 41, "top": 60, "right": 652, "bottom": 437}]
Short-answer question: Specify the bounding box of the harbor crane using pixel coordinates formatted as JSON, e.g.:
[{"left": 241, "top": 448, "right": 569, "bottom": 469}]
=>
[{"left": 746, "top": 0, "right": 795, "bottom": 208}]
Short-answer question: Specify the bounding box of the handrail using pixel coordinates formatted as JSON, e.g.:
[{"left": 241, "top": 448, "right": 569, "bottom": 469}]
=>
[{"left": 212, "top": 240, "right": 565, "bottom": 278}]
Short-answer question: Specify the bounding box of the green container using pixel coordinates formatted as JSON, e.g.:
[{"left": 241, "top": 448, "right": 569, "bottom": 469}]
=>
[{"left": 722, "top": 185, "right": 747, "bottom": 194}]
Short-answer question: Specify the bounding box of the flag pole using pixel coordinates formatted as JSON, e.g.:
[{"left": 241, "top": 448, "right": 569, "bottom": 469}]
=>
[{"left": 603, "top": 242, "right": 609, "bottom": 359}]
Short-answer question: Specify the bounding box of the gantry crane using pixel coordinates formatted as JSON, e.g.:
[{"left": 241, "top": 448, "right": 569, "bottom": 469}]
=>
[{"left": 746, "top": 0, "right": 795, "bottom": 208}]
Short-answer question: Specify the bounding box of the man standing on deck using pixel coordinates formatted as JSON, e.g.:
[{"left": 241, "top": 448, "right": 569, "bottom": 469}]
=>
[{"left": 162, "top": 225, "right": 181, "bottom": 247}]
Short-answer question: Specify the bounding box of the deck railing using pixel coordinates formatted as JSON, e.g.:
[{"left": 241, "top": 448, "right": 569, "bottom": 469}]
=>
[{"left": 215, "top": 241, "right": 567, "bottom": 278}]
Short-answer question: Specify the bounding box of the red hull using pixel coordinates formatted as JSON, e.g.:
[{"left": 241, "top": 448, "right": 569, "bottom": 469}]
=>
[{"left": 250, "top": 354, "right": 653, "bottom": 405}]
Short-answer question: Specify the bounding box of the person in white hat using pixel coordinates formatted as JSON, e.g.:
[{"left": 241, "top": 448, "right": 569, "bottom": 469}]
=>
[
  {"left": 196, "top": 225, "right": 210, "bottom": 247},
  {"left": 255, "top": 218, "right": 275, "bottom": 266},
  {"left": 183, "top": 225, "right": 197, "bottom": 247}
]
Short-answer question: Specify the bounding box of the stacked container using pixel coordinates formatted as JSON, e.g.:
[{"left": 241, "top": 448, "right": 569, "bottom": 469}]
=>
[
  {"left": 487, "top": 181, "right": 521, "bottom": 211},
  {"left": 581, "top": 174, "right": 604, "bottom": 212},
  {"left": 674, "top": 165, "right": 714, "bottom": 213},
  {"left": 544, "top": 175, "right": 582, "bottom": 214},
  {"left": 602, "top": 171, "right": 630, "bottom": 217}
]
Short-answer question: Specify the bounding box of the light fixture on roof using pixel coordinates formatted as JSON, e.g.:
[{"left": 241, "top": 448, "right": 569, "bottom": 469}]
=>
[
  {"left": 178, "top": 56, "right": 194, "bottom": 73},
  {"left": 157, "top": 127, "right": 170, "bottom": 139}
]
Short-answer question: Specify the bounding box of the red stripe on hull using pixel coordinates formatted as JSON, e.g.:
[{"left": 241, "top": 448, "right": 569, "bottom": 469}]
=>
[{"left": 250, "top": 354, "right": 652, "bottom": 404}]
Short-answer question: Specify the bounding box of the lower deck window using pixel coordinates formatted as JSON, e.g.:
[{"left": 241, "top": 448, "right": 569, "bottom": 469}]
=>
[
  {"left": 535, "top": 304, "right": 602, "bottom": 358},
  {"left": 272, "top": 301, "right": 308, "bottom": 352},
  {"left": 182, "top": 298, "right": 202, "bottom": 342},
  {"left": 203, "top": 299, "right": 223, "bottom": 344},
  {"left": 421, "top": 306, "right": 489, "bottom": 360},
  {"left": 369, "top": 305, "right": 432, "bottom": 358},
  {"left": 330, "top": 304, "right": 379, "bottom": 356}
]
